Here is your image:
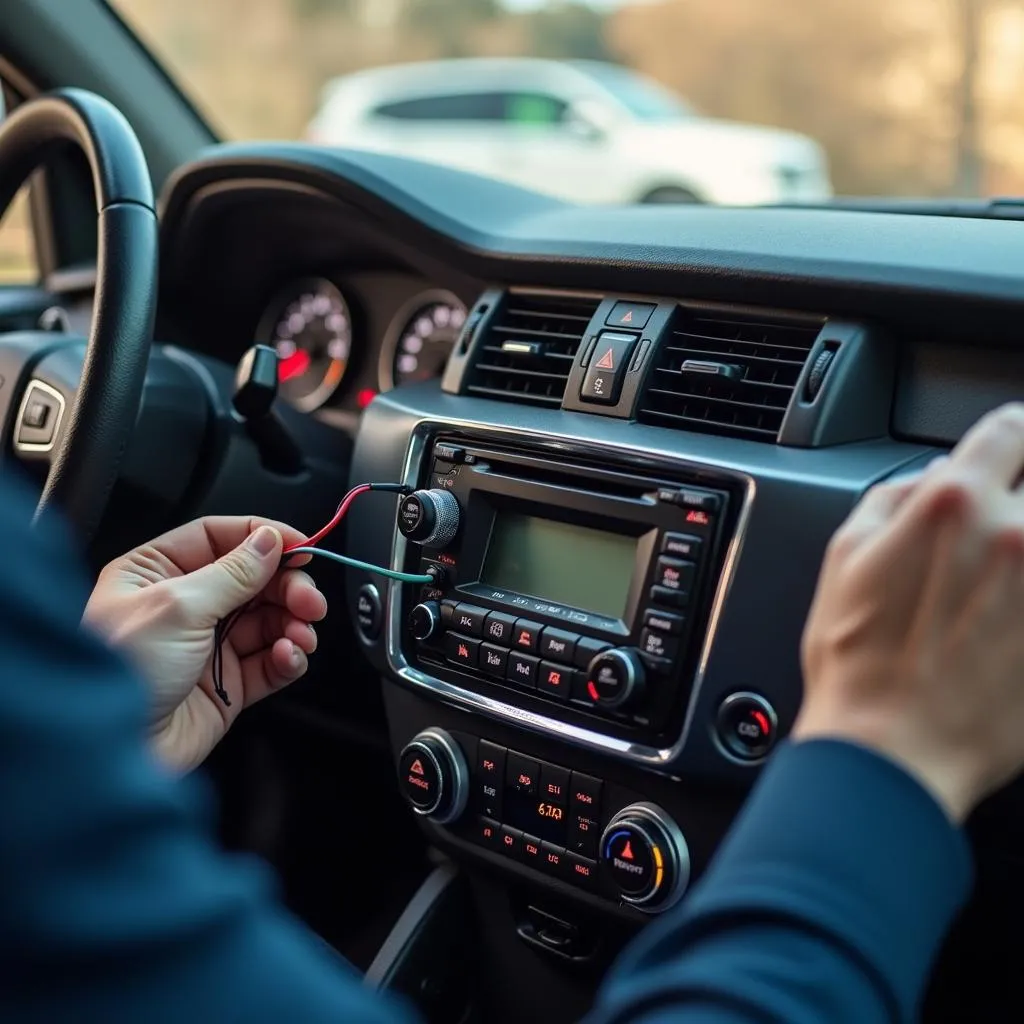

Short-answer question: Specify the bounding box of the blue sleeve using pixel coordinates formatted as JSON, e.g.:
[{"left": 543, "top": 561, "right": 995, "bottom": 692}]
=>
[
  {"left": 589, "top": 740, "right": 972, "bottom": 1024},
  {"left": 0, "top": 481, "right": 415, "bottom": 1024}
]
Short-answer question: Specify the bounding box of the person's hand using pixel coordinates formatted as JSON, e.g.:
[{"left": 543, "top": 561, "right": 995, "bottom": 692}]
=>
[
  {"left": 794, "top": 403, "right": 1024, "bottom": 822},
  {"left": 83, "top": 518, "right": 327, "bottom": 773}
]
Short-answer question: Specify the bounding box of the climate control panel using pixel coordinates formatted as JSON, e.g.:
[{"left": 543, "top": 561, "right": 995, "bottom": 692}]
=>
[{"left": 397, "top": 728, "right": 691, "bottom": 913}]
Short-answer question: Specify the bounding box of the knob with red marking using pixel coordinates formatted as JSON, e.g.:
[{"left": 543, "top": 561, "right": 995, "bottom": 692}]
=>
[
  {"left": 600, "top": 802, "right": 690, "bottom": 913},
  {"left": 585, "top": 648, "right": 646, "bottom": 710},
  {"left": 714, "top": 692, "right": 778, "bottom": 762}
]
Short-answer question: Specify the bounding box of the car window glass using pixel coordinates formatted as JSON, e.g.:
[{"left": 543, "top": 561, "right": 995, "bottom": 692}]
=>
[
  {"left": 505, "top": 93, "right": 568, "bottom": 125},
  {"left": 374, "top": 92, "right": 505, "bottom": 122}
]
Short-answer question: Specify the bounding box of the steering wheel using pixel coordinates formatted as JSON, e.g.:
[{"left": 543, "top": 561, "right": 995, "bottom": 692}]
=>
[{"left": 0, "top": 89, "right": 156, "bottom": 542}]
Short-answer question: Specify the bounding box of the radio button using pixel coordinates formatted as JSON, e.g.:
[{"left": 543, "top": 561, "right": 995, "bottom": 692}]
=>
[
  {"left": 662, "top": 533, "right": 703, "bottom": 560},
  {"left": 511, "top": 618, "right": 543, "bottom": 652},
  {"left": 499, "top": 826, "right": 523, "bottom": 858},
  {"left": 508, "top": 753, "right": 539, "bottom": 795},
  {"left": 521, "top": 834, "right": 544, "bottom": 868},
  {"left": 480, "top": 643, "right": 509, "bottom": 678},
  {"left": 644, "top": 609, "right": 685, "bottom": 635},
  {"left": 655, "top": 557, "right": 695, "bottom": 593},
  {"left": 539, "top": 627, "right": 578, "bottom": 663},
  {"left": 573, "top": 636, "right": 613, "bottom": 670},
  {"left": 640, "top": 628, "right": 679, "bottom": 661},
  {"left": 476, "top": 817, "right": 500, "bottom": 850},
  {"left": 567, "top": 852, "right": 599, "bottom": 891},
  {"left": 476, "top": 741, "right": 506, "bottom": 817},
  {"left": 483, "top": 610, "right": 517, "bottom": 644},
  {"left": 433, "top": 443, "right": 467, "bottom": 464},
  {"left": 507, "top": 652, "right": 540, "bottom": 689},
  {"left": 649, "top": 585, "right": 687, "bottom": 609},
  {"left": 538, "top": 661, "right": 573, "bottom": 701},
  {"left": 541, "top": 842, "right": 569, "bottom": 880},
  {"left": 539, "top": 763, "right": 570, "bottom": 805},
  {"left": 445, "top": 633, "right": 479, "bottom": 668},
  {"left": 452, "top": 603, "right": 487, "bottom": 636}
]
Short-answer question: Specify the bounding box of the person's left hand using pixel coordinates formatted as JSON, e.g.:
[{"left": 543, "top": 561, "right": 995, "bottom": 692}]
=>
[{"left": 84, "top": 517, "right": 327, "bottom": 773}]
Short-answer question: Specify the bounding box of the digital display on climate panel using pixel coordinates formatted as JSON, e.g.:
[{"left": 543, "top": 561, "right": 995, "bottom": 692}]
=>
[
  {"left": 481, "top": 512, "right": 638, "bottom": 620},
  {"left": 505, "top": 790, "right": 569, "bottom": 844}
]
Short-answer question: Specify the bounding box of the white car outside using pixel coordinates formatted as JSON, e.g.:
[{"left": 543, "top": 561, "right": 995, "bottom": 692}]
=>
[{"left": 307, "top": 58, "right": 833, "bottom": 206}]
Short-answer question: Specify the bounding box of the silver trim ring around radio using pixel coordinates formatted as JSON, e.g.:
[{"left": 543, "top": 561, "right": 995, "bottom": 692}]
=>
[{"left": 384, "top": 419, "right": 757, "bottom": 771}]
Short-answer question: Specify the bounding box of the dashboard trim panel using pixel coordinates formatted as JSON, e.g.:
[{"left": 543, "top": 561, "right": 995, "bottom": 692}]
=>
[{"left": 384, "top": 418, "right": 757, "bottom": 772}]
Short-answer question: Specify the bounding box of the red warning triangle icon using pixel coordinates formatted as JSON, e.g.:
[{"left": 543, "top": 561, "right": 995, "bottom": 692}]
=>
[
  {"left": 621, "top": 310, "right": 633, "bottom": 323},
  {"left": 410, "top": 759, "right": 425, "bottom": 776},
  {"left": 621, "top": 840, "right": 635, "bottom": 861},
  {"left": 595, "top": 348, "right": 615, "bottom": 370}
]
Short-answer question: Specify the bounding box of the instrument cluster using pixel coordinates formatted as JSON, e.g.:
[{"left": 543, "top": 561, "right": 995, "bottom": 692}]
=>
[{"left": 255, "top": 276, "right": 468, "bottom": 413}]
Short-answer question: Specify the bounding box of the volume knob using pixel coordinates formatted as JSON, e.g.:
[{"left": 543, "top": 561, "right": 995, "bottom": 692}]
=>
[
  {"left": 397, "top": 488, "right": 460, "bottom": 547},
  {"left": 586, "top": 648, "right": 646, "bottom": 709}
]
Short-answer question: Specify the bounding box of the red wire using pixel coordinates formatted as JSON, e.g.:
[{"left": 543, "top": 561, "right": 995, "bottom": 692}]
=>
[{"left": 283, "top": 483, "right": 372, "bottom": 554}]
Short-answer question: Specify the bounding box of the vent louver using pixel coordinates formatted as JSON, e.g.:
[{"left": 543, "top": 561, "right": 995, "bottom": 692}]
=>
[
  {"left": 465, "top": 292, "right": 600, "bottom": 407},
  {"left": 638, "top": 308, "right": 822, "bottom": 442}
]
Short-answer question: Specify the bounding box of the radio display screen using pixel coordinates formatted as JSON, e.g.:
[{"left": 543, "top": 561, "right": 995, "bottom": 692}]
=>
[{"left": 481, "top": 511, "right": 637, "bottom": 619}]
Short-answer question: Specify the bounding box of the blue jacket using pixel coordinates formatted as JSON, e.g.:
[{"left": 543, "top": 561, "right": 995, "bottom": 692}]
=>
[{"left": 0, "top": 482, "right": 969, "bottom": 1022}]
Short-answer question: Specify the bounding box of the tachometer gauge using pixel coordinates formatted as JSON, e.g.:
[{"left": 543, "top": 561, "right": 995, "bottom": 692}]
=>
[
  {"left": 257, "top": 278, "right": 353, "bottom": 412},
  {"left": 380, "top": 291, "right": 467, "bottom": 391}
]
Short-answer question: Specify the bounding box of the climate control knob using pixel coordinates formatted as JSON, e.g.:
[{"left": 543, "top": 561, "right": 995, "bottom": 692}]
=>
[
  {"left": 600, "top": 803, "right": 690, "bottom": 912},
  {"left": 586, "top": 648, "right": 646, "bottom": 709},
  {"left": 397, "top": 488, "right": 460, "bottom": 548},
  {"left": 397, "top": 728, "right": 469, "bottom": 824},
  {"left": 408, "top": 601, "right": 441, "bottom": 642}
]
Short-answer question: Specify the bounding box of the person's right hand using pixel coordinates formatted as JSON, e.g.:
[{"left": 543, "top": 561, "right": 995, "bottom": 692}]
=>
[{"left": 795, "top": 403, "right": 1024, "bottom": 822}]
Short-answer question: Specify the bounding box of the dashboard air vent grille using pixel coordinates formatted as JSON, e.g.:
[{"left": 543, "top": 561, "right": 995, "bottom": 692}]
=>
[
  {"left": 638, "top": 308, "right": 822, "bottom": 441},
  {"left": 465, "top": 292, "right": 601, "bottom": 407}
]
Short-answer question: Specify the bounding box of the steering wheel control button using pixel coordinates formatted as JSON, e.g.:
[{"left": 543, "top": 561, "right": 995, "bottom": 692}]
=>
[
  {"left": 604, "top": 825, "right": 656, "bottom": 897},
  {"left": 644, "top": 609, "right": 684, "bottom": 635},
  {"left": 600, "top": 803, "right": 690, "bottom": 913},
  {"left": 397, "top": 488, "right": 460, "bottom": 547},
  {"left": 355, "top": 584, "right": 383, "bottom": 642},
  {"left": 398, "top": 729, "right": 469, "bottom": 824},
  {"left": 662, "top": 532, "right": 703, "bottom": 559},
  {"left": 716, "top": 692, "right": 778, "bottom": 762},
  {"left": 408, "top": 601, "right": 440, "bottom": 642},
  {"left": 606, "top": 301, "right": 655, "bottom": 331},
  {"left": 586, "top": 648, "right": 645, "bottom": 709},
  {"left": 476, "top": 741, "right": 506, "bottom": 818},
  {"left": 580, "top": 332, "right": 638, "bottom": 405},
  {"left": 16, "top": 380, "right": 65, "bottom": 453},
  {"left": 445, "top": 633, "right": 480, "bottom": 669}
]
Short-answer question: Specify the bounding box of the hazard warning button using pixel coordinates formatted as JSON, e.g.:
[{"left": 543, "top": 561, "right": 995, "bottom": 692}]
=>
[
  {"left": 399, "top": 745, "right": 442, "bottom": 812},
  {"left": 606, "top": 301, "right": 656, "bottom": 331},
  {"left": 580, "top": 332, "right": 637, "bottom": 406},
  {"left": 602, "top": 821, "right": 657, "bottom": 897}
]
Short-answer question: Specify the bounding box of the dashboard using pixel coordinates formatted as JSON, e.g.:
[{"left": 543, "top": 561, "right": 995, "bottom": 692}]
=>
[{"left": 151, "top": 143, "right": 1024, "bottom": 1022}]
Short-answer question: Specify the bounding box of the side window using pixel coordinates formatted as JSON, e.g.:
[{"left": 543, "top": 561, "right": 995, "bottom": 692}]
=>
[
  {"left": 504, "top": 93, "right": 569, "bottom": 126},
  {"left": 374, "top": 92, "right": 506, "bottom": 122},
  {"left": 0, "top": 187, "right": 37, "bottom": 285}
]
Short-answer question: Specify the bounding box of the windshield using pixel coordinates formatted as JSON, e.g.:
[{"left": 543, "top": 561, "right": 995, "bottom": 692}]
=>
[{"left": 111, "top": 0, "right": 1018, "bottom": 207}]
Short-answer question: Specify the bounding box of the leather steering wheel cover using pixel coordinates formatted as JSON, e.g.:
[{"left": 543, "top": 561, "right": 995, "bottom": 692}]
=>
[{"left": 0, "top": 89, "right": 157, "bottom": 541}]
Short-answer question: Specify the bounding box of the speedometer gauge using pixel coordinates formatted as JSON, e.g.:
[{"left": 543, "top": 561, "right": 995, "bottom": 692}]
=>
[
  {"left": 380, "top": 291, "right": 467, "bottom": 391},
  {"left": 257, "top": 278, "right": 352, "bottom": 411}
]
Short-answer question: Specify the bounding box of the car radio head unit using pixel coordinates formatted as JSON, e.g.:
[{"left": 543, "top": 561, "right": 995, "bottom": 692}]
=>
[{"left": 393, "top": 438, "right": 736, "bottom": 749}]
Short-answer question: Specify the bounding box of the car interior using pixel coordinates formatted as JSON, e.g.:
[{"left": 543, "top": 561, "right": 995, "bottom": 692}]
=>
[{"left": 2, "top": 2, "right": 1023, "bottom": 1021}]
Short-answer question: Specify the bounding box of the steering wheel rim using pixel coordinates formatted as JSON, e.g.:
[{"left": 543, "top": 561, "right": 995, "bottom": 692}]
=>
[{"left": 0, "top": 89, "right": 157, "bottom": 542}]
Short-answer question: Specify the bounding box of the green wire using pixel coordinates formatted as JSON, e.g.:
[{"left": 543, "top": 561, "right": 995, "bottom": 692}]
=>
[{"left": 286, "top": 547, "right": 433, "bottom": 584}]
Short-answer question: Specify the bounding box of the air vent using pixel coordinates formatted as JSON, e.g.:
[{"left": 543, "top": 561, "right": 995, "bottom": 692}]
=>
[
  {"left": 638, "top": 308, "right": 822, "bottom": 441},
  {"left": 465, "top": 292, "right": 600, "bottom": 407}
]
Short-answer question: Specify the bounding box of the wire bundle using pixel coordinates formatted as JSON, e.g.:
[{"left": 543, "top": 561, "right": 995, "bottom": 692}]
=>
[{"left": 210, "top": 482, "right": 433, "bottom": 706}]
